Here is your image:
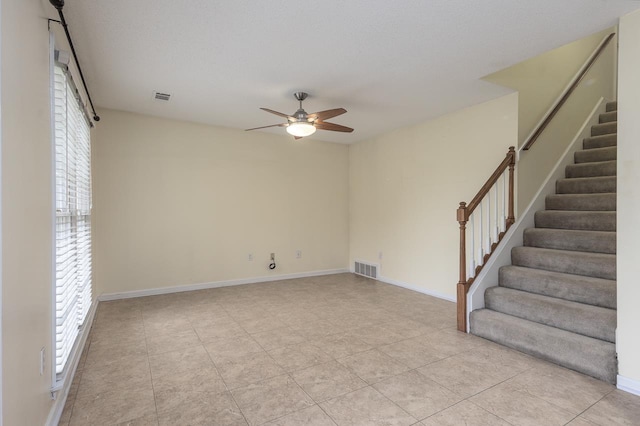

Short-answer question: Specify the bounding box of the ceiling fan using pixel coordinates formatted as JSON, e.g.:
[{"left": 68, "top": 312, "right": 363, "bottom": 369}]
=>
[{"left": 245, "top": 92, "right": 354, "bottom": 139}]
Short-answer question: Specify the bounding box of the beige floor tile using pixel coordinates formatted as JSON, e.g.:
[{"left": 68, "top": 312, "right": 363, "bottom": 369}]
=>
[
  {"left": 505, "top": 363, "right": 613, "bottom": 414},
  {"left": 373, "top": 370, "right": 463, "bottom": 420},
  {"left": 84, "top": 338, "right": 148, "bottom": 369},
  {"left": 146, "top": 329, "right": 201, "bottom": 355},
  {"left": 252, "top": 326, "right": 307, "bottom": 351},
  {"left": 469, "top": 380, "right": 576, "bottom": 426},
  {"left": 117, "top": 414, "right": 159, "bottom": 425},
  {"left": 565, "top": 417, "right": 599, "bottom": 426},
  {"left": 155, "top": 389, "right": 247, "bottom": 426},
  {"left": 148, "top": 345, "right": 214, "bottom": 379},
  {"left": 215, "top": 351, "right": 286, "bottom": 389},
  {"left": 194, "top": 320, "right": 248, "bottom": 342},
  {"left": 264, "top": 405, "right": 336, "bottom": 425},
  {"left": 413, "top": 328, "right": 489, "bottom": 357},
  {"left": 291, "top": 360, "right": 367, "bottom": 402},
  {"left": 420, "top": 400, "right": 511, "bottom": 426},
  {"left": 314, "top": 332, "right": 372, "bottom": 358},
  {"left": 238, "top": 316, "right": 288, "bottom": 334},
  {"left": 70, "top": 387, "right": 156, "bottom": 426},
  {"left": 185, "top": 304, "right": 232, "bottom": 323},
  {"left": 152, "top": 365, "right": 227, "bottom": 394},
  {"left": 380, "top": 320, "right": 438, "bottom": 339},
  {"left": 268, "top": 342, "right": 334, "bottom": 372},
  {"left": 581, "top": 389, "right": 640, "bottom": 425},
  {"left": 231, "top": 374, "right": 315, "bottom": 426},
  {"left": 347, "top": 325, "right": 406, "bottom": 346},
  {"left": 143, "top": 314, "right": 194, "bottom": 337},
  {"left": 378, "top": 336, "right": 446, "bottom": 369},
  {"left": 79, "top": 353, "right": 152, "bottom": 397},
  {"left": 90, "top": 321, "right": 146, "bottom": 347},
  {"left": 418, "top": 344, "right": 534, "bottom": 398},
  {"left": 320, "top": 386, "right": 416, "bottom": 426},
  {"left": 292, "top": 320, "right": 345, "bottom": 339},
  {"left": 204, "top": 334, "right": 265, "bottom": 361},
  {"left": 338, "top": 349, "right": 410, "bottom": 385}
]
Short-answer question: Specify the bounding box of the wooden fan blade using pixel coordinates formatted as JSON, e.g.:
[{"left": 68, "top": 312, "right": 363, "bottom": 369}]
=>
[
  {"left": 294, "top": 136, "right": 303, "bottom": 140},
  {"left": 245, "top": 123, "right": 287, "bottom": 131},
  {"left": 307, "top": 108, "right": 347, "bottom": 121},
  {"left": 314, "top": 121, "right": 354, "bottom": 133},
  {"left": 260, "top": 108, "right": 293, "bottom": 119}
]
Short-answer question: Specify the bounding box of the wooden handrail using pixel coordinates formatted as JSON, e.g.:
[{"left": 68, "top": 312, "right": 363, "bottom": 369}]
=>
[
  {"left": 456, "top": 147, "right": 516, "bottom": 332},
  {"left": 522, "top": 33, "right": 615, "bottom": 151}
]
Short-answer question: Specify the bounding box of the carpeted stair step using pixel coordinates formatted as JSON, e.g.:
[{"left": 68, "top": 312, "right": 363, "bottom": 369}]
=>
[
  {"left": 485, "top": 287, "right": 615, "bottom": 342},
  {"left": 575, "top": 146, "right": 616, "bottom": 163},
  {"left": 566, "top": 160, "right": 616, "bottom": 178},
  {"left": 470, "top": 309, "right": 617, "bottom": 383},
  {"left": 545, "top": 193, "right": 616, "bottom": 211},
  {"left": 599, "top": 111, "right": 617, "bottom": 123},
  {"left": 583, "top": 134, "right": 617, "bottom": 150},
  {"left": 591, "top": 122, "right": 617, "bottom": 136},
  {"left": 523, "top": 228, "right": 615, "bottom": 254},
  {"left": 606, "top": 101, "right": 617, "bottom": 112},
  {"left": 511, "top": 246, "right": 616, "bottom": 280},
  {"left": 534, "top": 210, "right": 615, "bottom": 231},
  {"left": 556, "top": 176, "right": 616, "bottom": 194},
  {"left": 499, "top": 266, "right": 616, "bottom": 309}
]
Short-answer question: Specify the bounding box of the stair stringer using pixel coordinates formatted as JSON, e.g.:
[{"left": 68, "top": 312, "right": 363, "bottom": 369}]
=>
[{"left": 466, "top": 97, "right": 607, "bottom": 331}]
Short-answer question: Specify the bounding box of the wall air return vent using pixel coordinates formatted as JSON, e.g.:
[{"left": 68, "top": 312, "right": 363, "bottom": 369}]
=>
[
  {"left": 354, "top": 261, "right": 378, "bottom": 279},
  {"left": 153, "top": 91, "right": 171, "bottom": 101}
]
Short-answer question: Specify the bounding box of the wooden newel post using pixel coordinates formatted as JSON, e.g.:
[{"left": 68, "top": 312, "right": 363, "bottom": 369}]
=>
[
  {"left": 456, "top": 202, "right": 468, "bottom": 332},
  {"left": 506, "top": 146, "right": 516, "bottom": 227}
]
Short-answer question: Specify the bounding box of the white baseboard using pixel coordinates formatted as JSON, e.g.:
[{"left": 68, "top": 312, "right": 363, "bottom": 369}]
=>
[
  {"left": 617, "top": 375, "right": 640, "bottom": 396},
  {"left": 98, "top": 268, "right": 350, "bottom": 301},
  {"left": 46, "top": 300, "right": 98, "bottom": 426},
  {"left": 375, "top": 274, "right": 456, "bottom": 303}
]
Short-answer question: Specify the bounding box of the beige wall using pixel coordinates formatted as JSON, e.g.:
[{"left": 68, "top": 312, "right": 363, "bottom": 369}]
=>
[
  {"left": 349, "top": 93, "right": 518, "bottom": 299},
  {"left": 616, "top": 8, "right": 640, "bottom": 386},
  {"left": 93, "top": 110, "right": 349, "bottom": 296},
  {"left": 485, "top": 28, "right": 617, "bottom": 214},
  {"left": 1, "top": 0, "right": 55, "bottom": 424}
]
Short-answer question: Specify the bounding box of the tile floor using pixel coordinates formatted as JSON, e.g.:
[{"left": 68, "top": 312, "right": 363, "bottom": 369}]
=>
[{"left": 59, "top": 273, "right": 640, "bottom": 425}]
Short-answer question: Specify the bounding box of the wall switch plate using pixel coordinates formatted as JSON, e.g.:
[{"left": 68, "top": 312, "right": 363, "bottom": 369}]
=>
[
  {"left": 248, "top": 253, "right": 253, "bottom": 261},
  {"left": 296, "top": 250, "right": 302, "bottom": 259}
]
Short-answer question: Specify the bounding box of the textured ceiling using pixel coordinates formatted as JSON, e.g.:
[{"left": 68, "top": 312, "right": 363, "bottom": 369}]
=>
[{"left": 56, "top": 0, "right": 640, "bottom": 144}]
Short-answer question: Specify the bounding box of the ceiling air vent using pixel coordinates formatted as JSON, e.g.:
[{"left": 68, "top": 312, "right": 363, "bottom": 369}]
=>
[{"left": 153, "top": 91, "right": 171, "bottom": 101}]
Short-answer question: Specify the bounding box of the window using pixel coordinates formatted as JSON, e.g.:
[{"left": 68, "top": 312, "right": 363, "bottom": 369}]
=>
[{"left": 53, "top": 63, "right": 92, "bottom": 376}]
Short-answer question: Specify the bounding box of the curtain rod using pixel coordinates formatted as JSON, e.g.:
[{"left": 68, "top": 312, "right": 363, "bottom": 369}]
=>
[{"left": 49, "top": 0, "right": 100, "bottom": 122}]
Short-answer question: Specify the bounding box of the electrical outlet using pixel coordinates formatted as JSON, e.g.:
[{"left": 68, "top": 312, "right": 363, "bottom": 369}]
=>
[
  {"left": 296, "top": 250, "right": 302, "bottom": 259},
  {"left": 40, "top": 347, "right": 45, "bottom": 376},
  {"left": 248, "top": 253, "right": 253, "bottom": 261}
]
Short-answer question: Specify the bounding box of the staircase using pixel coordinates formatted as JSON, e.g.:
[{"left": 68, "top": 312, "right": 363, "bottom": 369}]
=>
[{"left": 470, "top": 101, "right": 618, "bottom": 384}]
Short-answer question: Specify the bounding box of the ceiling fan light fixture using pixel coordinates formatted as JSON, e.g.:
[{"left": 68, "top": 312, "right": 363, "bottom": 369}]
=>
[{"left": 286, "top": 121, "right": 316, "bottom": 137}]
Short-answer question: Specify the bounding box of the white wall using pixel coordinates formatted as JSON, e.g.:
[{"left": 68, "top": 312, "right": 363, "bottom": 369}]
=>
[
  {"left": 616, "top": 8, "right": 640, "bottom": 390},
  {"left": 485, "top": 28, "right": 617, "bottom": 214},
  {"left": 349, "top": 93, "right": 518, "bottom": 299},
  {"left": 93, "top": 109, "right": 349, "bottom": 296},
  {"left": 1, "top": 0, "right": 55, "bottom": 424}
]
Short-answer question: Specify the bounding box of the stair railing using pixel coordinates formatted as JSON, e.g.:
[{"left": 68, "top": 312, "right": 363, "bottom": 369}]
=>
[
  {"left": 456, "top": 146, "right": 515, "bottom": 331},
  {"left": 522, "top": 33, "right": 615, "bottom": 151}
]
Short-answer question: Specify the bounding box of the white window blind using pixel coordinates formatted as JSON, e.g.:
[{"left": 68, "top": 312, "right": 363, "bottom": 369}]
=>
[{"left": 53, "top": 64, "right": 92, "bottom": 375}]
